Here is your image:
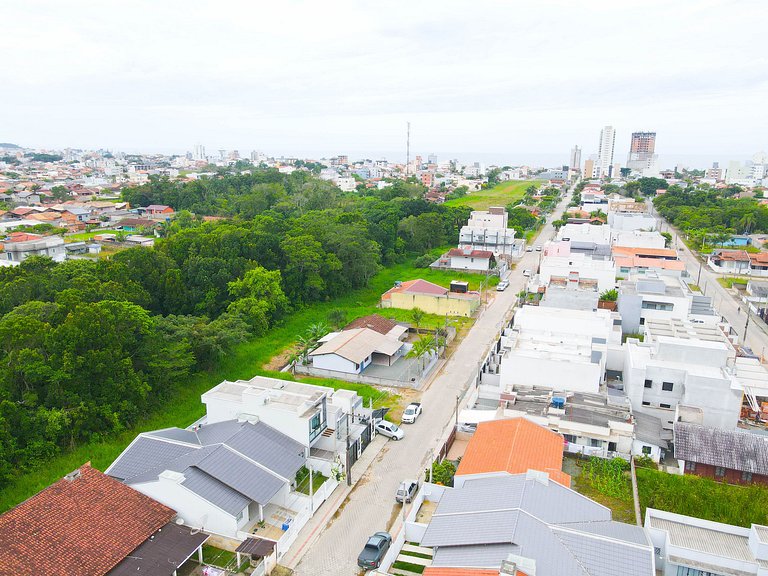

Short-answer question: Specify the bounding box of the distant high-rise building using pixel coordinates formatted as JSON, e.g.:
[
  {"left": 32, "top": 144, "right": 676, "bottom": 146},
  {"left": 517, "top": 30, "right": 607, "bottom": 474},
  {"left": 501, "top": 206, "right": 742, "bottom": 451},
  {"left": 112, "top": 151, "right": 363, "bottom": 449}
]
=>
[
  {"left": 570, "top": 146, "right": 582, "bottom": 172},
  {"left": 627, "top": 132, "right": 656, "bottom": 171},
  {"left": 193, "top": 144, "right": 206, "bottom": 161},
  {"left": 596, "top": 126, "right": 616, "bottom": 178},
  {"left": 428, "top": 153, "right": 438, "bottom": 165},
  {"left": 584, "top": 159, "right": 595, "bottom": 179}
]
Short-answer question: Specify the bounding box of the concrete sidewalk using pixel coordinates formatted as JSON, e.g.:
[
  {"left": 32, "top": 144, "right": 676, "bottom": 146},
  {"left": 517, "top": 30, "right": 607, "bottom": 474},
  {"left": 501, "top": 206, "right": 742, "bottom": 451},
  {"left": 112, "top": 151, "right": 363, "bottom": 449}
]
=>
[{"left": 280, "top": 434, "right": 388, "bottom": 569}]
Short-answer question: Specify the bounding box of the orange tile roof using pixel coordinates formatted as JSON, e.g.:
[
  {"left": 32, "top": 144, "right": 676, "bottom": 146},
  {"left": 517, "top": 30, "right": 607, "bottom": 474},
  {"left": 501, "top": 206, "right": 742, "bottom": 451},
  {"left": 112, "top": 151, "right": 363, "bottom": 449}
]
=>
[
  {"left": 612, "top": 246, "right": 678, "bottom": 259},
  {"left": 456, "top": 418, "right": 571, "bottom": 487},
  {"left": 613, "top": 255, "right": 685, "bottom": 271},
  {"left": 711, "top": 249, "right": 750, "bottom": 262},
  {"left": 381, "top": 279, "right": 448, "bottom": 300}
]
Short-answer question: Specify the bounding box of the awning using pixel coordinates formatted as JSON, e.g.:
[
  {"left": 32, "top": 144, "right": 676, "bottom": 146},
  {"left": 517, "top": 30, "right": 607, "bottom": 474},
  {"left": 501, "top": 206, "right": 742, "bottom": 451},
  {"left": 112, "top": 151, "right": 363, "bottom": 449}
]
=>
[{"left": 236, "top": 537, "right": 277, "bottom": 558}]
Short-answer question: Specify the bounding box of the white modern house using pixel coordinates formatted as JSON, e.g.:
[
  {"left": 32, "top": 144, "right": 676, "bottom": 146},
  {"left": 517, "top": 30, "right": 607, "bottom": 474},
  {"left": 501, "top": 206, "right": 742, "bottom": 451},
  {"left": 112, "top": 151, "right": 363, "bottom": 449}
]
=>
[
  {"left": 556, "top": 223, "right": 612, "bottom": 256},
  {"left": 646, "top": 508, "right": 768, "bottom": 576},
  {"left": 608, "top": 212, "right": 658, "bottom": 232},
  {"left": 458, "top": 207, "right": 518, "bottom": 255},
  {"left": 489, "top": 306, "right": 623, "bottom": 395},
  {"left": 623, "top": 319, "right": 745, "bottom": 431},
  {"left": 201, "top": 375, "right": 374, "bottom": 466},
  {"left": 442, "top": 247, "right": 495, "bottom": 271},
  {"left": 617, "top": 275, "right": 692, "bottom": 334}
]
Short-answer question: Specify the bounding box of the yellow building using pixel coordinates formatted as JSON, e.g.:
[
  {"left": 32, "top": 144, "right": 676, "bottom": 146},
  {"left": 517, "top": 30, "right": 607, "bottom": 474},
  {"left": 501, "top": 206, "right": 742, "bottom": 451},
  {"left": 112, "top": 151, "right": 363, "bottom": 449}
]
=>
[{"left": 380, "top": 279, "right": 481, "bottom": 317}]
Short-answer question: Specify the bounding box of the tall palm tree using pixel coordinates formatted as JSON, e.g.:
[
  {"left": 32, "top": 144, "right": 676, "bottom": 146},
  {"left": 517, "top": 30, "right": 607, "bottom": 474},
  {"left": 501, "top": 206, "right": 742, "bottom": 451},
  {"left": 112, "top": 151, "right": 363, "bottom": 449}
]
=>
[
  {"left": 407, "top": 336, "right": 437, "bottom": 371},
  {"left": 738, "top": 212, "right": 757, "bottom": 234}
]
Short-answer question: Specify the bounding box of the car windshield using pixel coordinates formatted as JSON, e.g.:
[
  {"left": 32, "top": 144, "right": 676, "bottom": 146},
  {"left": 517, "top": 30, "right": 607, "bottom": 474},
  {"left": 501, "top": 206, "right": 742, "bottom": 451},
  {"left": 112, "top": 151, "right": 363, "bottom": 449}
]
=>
[
  {"left": 390, "top": 423, "right": 400, "bottom": 431},
  {"left": 366, "top": 536, "right": 383, "bottom": 548},
  {"left": 405, "top": 407, "right": 415, "bottom": 414}
]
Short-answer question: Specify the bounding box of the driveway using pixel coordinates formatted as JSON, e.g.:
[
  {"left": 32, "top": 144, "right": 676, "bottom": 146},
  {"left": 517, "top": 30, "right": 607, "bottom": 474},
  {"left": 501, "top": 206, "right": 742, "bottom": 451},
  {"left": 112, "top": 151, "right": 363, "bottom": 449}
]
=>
[{"left": 288, "top": 187, "right": 574, "bottom": 575}]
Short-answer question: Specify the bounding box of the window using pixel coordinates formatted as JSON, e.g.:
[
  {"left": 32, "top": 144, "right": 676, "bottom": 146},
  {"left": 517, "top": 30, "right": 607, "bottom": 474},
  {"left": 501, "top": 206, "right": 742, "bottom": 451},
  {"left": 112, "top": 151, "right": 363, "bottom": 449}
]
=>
[
  {"left": 644, "top": 379, "right": 653, "bottom": 389},
  {"left": 642, "top": 446, "right": 652, "bottom": 455},
  {"left": 685, "top": 461, "right": 696, "bottom": 472},
  {"left": 715, "top": 466, "right": 726, "bottom": 477},
  {"left": 563, "top": 434, "right": 577, "bottom": 443},
  {"left": 608, "top": 442, "right": 617, "bottom": 452},
  {"left": 660, "top": 403, "right": 671, "bottom": 409},
  {"left": 236, "top": 508, "right": 244, "bottom": 523},
  {"left": 662, "top": 381, "right": 674, "bottom": 392},
  {"left": 742, "top": 471, "right": 753, "bottom": 482},
  {"left": 589, "top": 438, "right": 602, "bottom": 448},
  {"left": 642, "top": 401, "right": 651, "bottom": 406}
]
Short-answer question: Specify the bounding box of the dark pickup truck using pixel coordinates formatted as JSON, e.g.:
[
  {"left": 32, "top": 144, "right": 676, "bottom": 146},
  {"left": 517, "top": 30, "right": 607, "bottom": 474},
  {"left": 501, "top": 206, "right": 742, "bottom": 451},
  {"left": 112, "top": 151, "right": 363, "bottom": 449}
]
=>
[{"left": 357, "top": 531, "right": 392, "bottom": 570}]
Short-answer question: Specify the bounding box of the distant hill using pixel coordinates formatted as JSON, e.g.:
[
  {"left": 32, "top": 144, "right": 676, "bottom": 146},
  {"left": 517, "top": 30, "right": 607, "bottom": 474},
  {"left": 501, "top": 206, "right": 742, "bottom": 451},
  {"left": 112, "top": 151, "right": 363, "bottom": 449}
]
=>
[{"left": 0, "top": 143, "right": 21, "bottom": 149}]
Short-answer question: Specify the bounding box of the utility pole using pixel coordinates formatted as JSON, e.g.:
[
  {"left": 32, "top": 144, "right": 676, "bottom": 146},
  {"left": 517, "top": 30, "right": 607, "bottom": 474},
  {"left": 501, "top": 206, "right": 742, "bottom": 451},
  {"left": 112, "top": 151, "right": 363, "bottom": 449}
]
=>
[
  {"left": 406, "top": 122, "right": 410, "bottom": 178},
  {"left": 455, "top": 394, "right": 459, "bottom": 427},
  {"left": 697, "top": 261, "right": 702, "bottom": 286},
  {"left": 744, "top": 314, "right": 751, "bottom": 346},
  {"left": 309, "top": 464, "right": 314, "bottom": 513}
]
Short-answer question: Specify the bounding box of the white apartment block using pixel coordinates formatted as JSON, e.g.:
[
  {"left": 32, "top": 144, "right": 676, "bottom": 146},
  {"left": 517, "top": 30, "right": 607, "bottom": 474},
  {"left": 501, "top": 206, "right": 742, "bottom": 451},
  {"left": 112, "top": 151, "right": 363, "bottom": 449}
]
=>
[
  {"left": 623, "top": 319, "right": 744, "bottom": 431},
  {"left": 557, "top": 223, "right": 612, "bottom": 246},
  {"left": 608, "top": 212, "right": 658, "bottom": 232},
  {"left": 537, "top": 252, "right": 617, "bottom": 292},
  {"left": 458, "top": 207, "right": 517, "bottom": 255},
  {"left": 617, "top": 275, "right": 692, "bottom": 334},
  {"left": 491, "top": 306, "right": 623, "bottom": 395},
  {"left": 612, "top": 230, "right": 666, "bottom": 250}
]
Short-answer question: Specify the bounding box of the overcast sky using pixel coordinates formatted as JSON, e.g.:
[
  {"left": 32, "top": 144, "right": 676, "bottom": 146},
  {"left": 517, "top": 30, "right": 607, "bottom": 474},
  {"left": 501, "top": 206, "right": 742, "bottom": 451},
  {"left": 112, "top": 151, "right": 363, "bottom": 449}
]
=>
[{"left": 2, "top": 0, "right": 765, "bottom": 167}]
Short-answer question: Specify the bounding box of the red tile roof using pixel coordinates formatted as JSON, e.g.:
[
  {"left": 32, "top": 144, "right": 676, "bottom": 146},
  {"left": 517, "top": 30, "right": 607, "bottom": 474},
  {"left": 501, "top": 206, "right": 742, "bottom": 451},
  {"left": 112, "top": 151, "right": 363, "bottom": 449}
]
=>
[
  {"left": 381, "top": 279, "right": 449, "bottom": 300},
  {"left": 0, "top": 463, "right": 175, "bottom": 576},
  {"left": 6, "top": 232, "right": 43, "bottom": 243},
  {"left": 343, "top": 313, "right": 399, "bottom": 335},
  {"left": 711, "top": 249, "right": 750, "bottom": 262},
  {"left": 456, "top": 418, "right": 571, "bottom": 487},
  {"left": 612, "top": 246, "right": 678, "bottom": 259},
  {"left": 447, "top": 248, "right": 494, "bottom": 259}
]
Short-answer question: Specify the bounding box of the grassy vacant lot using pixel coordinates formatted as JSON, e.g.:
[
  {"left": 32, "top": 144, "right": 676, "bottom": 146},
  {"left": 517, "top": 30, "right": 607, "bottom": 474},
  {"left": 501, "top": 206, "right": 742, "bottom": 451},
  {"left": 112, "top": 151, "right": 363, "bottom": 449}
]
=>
[
  {"left": 0, "top": 252, "right": 487, "bottom": 512},
  {"left": 637, "top": 467, "right": 768, "bottom": 527},
  {"left": 444, "top": 180, "right": 534, "bottom": 211},
  {"left": 64, "top": 229, "right": 120, "bottom": 242}
]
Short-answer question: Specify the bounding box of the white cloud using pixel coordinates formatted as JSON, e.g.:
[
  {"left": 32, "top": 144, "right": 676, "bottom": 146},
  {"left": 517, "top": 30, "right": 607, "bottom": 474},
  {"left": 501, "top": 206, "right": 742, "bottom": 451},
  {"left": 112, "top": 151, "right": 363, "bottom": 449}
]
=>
[{"left": 1, "top": 0, "right": 765, "bottom": 165}]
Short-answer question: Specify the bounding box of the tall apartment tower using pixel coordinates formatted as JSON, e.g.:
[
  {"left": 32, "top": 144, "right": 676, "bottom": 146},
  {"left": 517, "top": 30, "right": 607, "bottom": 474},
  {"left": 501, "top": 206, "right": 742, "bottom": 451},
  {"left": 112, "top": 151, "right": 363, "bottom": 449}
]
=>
[
  {"left": 627, "top": 132, "right": 656, "bottom": 170},
  {"left": 596, "top": 126, "right": 616, "bottom": 178},
  {"left": 570, "top": 146, "right": 582, "bottom": 172},
  {"left": 193, "top": 144, "right": 206, "bottom": 161}
]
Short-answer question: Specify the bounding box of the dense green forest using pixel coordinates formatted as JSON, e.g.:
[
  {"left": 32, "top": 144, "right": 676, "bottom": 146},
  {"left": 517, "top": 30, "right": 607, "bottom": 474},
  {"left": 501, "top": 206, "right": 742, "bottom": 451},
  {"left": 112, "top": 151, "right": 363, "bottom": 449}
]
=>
[
  {"left": 0, "top": 169, "right": 471, "bottom": 488},
  {"left": 653, "top": 185, "right": 768, "bottom": 246}
]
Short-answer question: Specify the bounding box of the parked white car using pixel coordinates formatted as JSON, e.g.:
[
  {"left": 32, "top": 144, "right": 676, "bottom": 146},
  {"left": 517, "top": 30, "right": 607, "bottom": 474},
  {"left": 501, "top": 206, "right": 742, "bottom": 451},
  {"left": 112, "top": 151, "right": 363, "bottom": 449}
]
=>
[
  {"left": 496, "top": 280, "right": 509, "bottom": 292},
  {"left": 522, "top": 269, "right": 532, "bottom": 277},
  {"left": 402, "top": 403, "right": 422, "bottom": 424},
  {"left": 375, "top": 420, "right": 405, "bottom": 440}
]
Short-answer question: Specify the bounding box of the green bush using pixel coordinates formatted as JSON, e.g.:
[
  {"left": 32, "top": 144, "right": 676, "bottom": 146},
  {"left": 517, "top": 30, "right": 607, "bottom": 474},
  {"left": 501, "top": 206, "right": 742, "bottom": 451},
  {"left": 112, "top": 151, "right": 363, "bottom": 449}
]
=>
[
  {"left": 637, "top": 468, "right": 768, "bottom": 527},
  {"left": 414, "top": 254, "right": 435, "bottom": 268},
  {"left": 580, "top": 457, "right": 631, "bottom": 500}
]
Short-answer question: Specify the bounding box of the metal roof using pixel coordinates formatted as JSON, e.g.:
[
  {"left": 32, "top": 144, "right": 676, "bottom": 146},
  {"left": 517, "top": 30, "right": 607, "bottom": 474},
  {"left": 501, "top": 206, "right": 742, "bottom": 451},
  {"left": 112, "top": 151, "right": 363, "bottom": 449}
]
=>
[
  {"left": 647, "top": 514, "right": 754, "bottom": 562},
  {"left": 431, "top": 543, "right": 518, "bottom": 569}
]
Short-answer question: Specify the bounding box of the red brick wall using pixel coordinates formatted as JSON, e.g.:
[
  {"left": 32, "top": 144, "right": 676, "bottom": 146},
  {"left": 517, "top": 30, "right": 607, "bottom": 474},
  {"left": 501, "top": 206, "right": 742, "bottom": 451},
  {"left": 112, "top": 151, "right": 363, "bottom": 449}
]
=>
[{"left": 685, "top": 461, "right": 768, "bottom": 485}]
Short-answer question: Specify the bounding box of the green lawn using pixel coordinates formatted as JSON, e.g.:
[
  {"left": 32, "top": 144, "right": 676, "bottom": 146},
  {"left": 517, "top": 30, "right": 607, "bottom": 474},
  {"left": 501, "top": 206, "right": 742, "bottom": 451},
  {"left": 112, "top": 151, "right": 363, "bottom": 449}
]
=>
[
  {"left": 444, "top": 180, "right": 534, "bottom": 210},
  {"left": 64, "top": 229, "right": 119, "bottom": 242},
  {"left": 0, "top": 252, "right": 491, "bottom": 513}
]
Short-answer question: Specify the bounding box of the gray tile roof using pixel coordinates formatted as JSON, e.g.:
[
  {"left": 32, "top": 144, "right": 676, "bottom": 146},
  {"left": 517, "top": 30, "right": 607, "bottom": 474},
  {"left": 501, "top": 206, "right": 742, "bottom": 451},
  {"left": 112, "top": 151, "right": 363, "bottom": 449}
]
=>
[
  {"left": 107, "top": 437, "right": 192, "bottom": 481},
  {"left": 421, "top": 474, "right": 654, "bottom": 576},
  {"left": 107, "top": 420, "right": 306, "bottom": 511},
  {"left": 225, "top": 422, "right": 305, "bottom": 480},
  {"left": 195, "top": 446, "right": 285, "bottom": 506},
  {"left": 432, "top": 543, "right": 518, "bottom": 569},
  {"left": 674, "top": 422, "right": 768, "bottom": 475},
  {"left": 181, "top": 467, "right": 251, "bottom": 515}
]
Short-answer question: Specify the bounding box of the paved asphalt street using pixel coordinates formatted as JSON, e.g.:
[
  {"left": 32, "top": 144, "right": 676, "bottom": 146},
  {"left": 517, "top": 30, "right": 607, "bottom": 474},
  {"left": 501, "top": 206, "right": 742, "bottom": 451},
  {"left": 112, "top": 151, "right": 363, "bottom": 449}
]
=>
[{"left": 290, "top": 187, "right": 574, "bottom": 575}]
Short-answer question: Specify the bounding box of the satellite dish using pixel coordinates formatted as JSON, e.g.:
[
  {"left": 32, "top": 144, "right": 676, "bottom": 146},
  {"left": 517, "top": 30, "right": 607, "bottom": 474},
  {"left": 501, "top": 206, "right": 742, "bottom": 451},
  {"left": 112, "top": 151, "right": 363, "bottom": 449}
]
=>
[{"left": 176, "top": 517, "right": 185, "bottom": 525}]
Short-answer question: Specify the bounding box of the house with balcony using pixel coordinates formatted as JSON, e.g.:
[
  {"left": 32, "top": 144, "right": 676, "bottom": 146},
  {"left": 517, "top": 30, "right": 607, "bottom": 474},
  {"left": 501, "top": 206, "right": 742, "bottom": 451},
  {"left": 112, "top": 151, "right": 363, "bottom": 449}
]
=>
[
  {"left": 201, "top": 375, "right": 374, "bottom": 469},
  {"left": 2, "top": 232, "right": 66, "bottom": 263},
  {"left": 457, "top": 207, "right": 518, "bottom": 256}
]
